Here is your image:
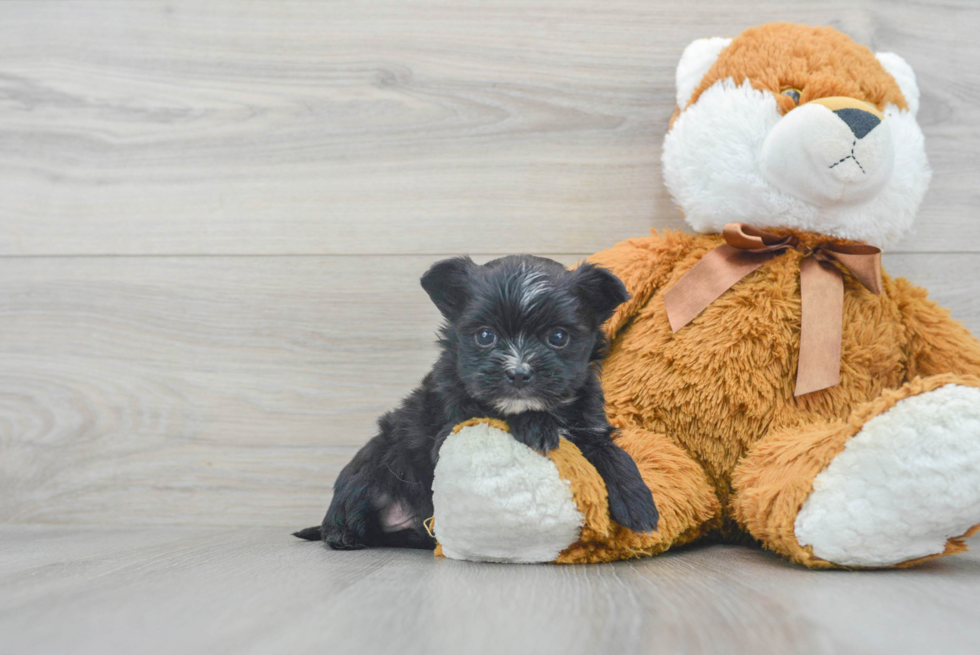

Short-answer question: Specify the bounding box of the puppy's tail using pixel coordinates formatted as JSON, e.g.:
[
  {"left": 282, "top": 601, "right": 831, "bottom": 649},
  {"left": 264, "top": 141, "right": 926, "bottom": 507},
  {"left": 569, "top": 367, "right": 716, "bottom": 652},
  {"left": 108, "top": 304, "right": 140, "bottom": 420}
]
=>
[{"left": 292, "top": 526, "right": 322, "bottom": 541}]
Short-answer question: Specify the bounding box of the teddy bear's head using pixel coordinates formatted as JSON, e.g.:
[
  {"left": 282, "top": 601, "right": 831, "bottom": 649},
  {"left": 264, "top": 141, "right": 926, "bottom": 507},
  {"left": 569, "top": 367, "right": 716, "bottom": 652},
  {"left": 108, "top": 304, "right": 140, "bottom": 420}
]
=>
[{"left": 662, "top": 23, "right": 930, "bottom": 248}]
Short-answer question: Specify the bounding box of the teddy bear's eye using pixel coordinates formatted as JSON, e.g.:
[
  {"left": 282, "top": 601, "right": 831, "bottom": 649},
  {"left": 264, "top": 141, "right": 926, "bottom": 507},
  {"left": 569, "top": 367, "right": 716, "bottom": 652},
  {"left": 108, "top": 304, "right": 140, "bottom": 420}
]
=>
[{"left": 781, "top": 88, "right": 802, "bottom": 105}]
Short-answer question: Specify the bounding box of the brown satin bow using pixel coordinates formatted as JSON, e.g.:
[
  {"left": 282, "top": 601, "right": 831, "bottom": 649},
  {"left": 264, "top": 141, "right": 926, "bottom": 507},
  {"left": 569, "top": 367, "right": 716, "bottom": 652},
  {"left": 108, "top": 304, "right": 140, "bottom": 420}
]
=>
[{"left": 663, "top": 223, "right": 883, "bottom": 397}]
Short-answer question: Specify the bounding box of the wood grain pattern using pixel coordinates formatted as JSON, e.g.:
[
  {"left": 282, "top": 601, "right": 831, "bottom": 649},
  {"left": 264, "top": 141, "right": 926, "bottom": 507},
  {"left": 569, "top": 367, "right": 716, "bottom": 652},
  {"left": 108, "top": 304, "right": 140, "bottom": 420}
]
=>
[
  {"left": 0, "top": 253, "right": 976, "bottom": 526},
  {"left": 0, "top": 254, "right": 576, "bottom": 525},
  {"left": 2, "top": 526, "right": 980, "bottom": 655},
  {"left": 0, "top": 0, "right": 978, "bottom": 255},
  {"left": 2, "top": 5, "right": 980, "bottom": 643},
  {"left": 1, "top": 0, "right": 979, "bottom": 527}
]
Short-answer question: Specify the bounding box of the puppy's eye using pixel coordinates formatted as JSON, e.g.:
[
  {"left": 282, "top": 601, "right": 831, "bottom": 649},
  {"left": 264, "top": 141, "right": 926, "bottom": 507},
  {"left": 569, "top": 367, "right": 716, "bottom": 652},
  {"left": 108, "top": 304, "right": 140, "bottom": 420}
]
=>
[
  {"left": 547, "top": 329, "right": 570, "bottom": 349},
  {"left": 781, "top": 88, "right": 801, "bottom": 105},
  {"left": 474, "top": 329, "right": 497, "bottom": 348}
]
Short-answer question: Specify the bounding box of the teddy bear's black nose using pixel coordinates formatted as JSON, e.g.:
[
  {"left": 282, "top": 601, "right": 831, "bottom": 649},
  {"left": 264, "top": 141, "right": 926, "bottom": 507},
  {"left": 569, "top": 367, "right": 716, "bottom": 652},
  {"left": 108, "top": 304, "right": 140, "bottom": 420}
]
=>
[{"left": 834, "top": 108, "right": 881, "bottom": 140}]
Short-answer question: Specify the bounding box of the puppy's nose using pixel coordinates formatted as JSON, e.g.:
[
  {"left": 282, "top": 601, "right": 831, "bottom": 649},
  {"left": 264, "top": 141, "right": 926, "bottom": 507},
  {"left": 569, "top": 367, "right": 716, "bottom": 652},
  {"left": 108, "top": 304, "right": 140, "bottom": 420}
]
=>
[
  {"left": 505, "top": 366, "right": 535, "bottom": 388},
  {"left": 833, "top": 108, "right": 881, "bottom": 140}
]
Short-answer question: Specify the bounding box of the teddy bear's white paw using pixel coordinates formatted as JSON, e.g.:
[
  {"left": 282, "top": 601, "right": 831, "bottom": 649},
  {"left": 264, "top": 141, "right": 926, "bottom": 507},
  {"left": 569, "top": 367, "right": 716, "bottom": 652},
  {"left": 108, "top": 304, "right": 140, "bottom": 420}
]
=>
[
  {"left": 795, "top": 384, "right": 980, "bottom": 567},
  {"left": 432, "top": 422, "right": 583, "bottom": 563}
]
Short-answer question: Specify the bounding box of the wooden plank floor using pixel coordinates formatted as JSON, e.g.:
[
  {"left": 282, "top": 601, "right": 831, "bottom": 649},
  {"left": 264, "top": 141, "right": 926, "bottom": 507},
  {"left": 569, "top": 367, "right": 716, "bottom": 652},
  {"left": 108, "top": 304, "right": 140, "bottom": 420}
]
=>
[
  {"left": 2, "top": 526, "right": 980, "bottom": 655},
  {"left": 3, "top": 2, "right": 980, "bottom": 651}
]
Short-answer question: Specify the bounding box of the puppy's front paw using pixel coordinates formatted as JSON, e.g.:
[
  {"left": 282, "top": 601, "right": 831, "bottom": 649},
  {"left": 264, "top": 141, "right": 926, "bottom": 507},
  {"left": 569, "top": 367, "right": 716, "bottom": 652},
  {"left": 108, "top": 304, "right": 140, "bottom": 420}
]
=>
[
  {"left": 508, "top": 412, "right": 560, "bottom": 453},
  {"left": 607, "top": 478, "right": 659, "bottom": 534}
]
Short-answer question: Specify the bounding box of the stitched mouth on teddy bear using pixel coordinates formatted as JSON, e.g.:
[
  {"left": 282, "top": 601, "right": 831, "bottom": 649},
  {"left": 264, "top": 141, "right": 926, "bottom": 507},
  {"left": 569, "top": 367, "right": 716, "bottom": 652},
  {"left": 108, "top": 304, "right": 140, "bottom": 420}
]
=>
[{"left": 759, "top": 98, "right": 895, "bottom": 207}]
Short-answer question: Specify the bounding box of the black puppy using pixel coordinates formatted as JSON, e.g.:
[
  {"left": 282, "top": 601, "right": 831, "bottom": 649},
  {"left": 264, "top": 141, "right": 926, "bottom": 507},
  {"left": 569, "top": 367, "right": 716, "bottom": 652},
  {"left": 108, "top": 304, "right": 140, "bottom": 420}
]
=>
[{"left": 294, "top": 255, "right": 658, "bottom": 549}]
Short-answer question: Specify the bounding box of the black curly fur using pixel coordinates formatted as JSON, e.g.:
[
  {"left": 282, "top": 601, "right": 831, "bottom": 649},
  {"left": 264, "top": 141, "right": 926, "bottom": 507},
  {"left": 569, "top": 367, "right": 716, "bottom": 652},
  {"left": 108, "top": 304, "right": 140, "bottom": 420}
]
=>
[{"left": 295, "top": 255, "right": 658, "bottom": 550}]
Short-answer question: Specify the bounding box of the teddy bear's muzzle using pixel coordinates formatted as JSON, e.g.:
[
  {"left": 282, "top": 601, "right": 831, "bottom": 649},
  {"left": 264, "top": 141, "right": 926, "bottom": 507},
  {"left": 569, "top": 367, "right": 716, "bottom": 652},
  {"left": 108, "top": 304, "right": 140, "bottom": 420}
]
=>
[{"left": 759, "top": 96, "right": 895, "bottom": 208}]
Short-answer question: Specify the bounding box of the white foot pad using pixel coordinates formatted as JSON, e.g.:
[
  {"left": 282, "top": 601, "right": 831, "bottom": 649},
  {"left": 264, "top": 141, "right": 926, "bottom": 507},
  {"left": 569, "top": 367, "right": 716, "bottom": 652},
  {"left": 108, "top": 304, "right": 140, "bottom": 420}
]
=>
[
  {"left": 432, "top": 423, "right": 583, "bottom": 563},
  {"left": 796, "top": 384, "right": 980, "bottom": 567}
]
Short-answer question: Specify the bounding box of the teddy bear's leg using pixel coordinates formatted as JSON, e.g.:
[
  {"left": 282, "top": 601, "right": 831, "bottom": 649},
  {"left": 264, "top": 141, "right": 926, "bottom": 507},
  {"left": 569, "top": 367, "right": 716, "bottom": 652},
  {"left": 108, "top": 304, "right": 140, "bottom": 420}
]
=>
[
  {"left": 616, "top": 425, "right": 723, "bottom": 546},
  {"left": 732, "top": 374, "right": 980, "bottom": 568},
  {"left": 557, "top": 422, "right": 721, "bottom": 563}
]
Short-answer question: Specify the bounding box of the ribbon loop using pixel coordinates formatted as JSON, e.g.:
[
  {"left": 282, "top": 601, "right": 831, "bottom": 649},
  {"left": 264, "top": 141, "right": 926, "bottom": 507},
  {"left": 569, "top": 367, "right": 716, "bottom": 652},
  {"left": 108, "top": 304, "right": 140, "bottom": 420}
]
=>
[
  {"left": 722, "top": 223, "right": 799, "bottom": 251},
  {"left": 663, "top": 223, "right": 882, "bottom": 397}
]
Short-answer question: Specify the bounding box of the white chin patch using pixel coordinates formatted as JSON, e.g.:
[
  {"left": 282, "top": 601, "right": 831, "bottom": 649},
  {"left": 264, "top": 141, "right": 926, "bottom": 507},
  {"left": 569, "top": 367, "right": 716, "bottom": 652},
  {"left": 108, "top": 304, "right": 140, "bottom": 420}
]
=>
[
  {"left": 795, "top": 384, "right": 980, "bottom": 567},
  {"left": 492, "top": 397, "right": 548, "bottom": 415},
  {"left": 432, "top": 422, "right": 583, "bottom": 563},
  {"left": 760, "top": 103, "right": 893, "bottom": 206},
  {"left": 662, "top": 79, "right": 931, "bottom": 248}
]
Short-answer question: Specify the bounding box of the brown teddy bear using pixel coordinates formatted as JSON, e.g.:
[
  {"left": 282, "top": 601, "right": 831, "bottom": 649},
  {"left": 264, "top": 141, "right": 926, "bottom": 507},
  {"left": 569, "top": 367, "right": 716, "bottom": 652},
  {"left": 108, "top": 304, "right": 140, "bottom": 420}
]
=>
[{"left": 429, "top": 22, "right": 980, "bottom": 568}]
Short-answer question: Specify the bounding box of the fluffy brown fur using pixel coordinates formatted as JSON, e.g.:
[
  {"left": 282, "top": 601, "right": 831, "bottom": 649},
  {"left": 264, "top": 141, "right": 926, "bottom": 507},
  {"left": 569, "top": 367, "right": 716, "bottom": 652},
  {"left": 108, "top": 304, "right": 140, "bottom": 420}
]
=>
[
  {"left": 581, "top": 231, "right": 980, "bottom": 566},
  {"left": 685, "top": 22, "right": 907, "bottom": 115},
  {"left": 430, "top": 23, "right": 980, "bottom": 567},
  {"left": 428, "top": 230, "right": 980, "bottom": 565},
  {"left": 549, "top": 24, "right": 980, "bottom": 566}
]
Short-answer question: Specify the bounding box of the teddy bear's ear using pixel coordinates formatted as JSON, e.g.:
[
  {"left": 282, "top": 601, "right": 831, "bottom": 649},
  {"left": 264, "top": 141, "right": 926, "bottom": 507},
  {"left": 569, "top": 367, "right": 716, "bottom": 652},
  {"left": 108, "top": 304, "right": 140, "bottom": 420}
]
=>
[
  {"left": 875, "top": 52, "right": 920, "bottom": 116},
  {"left": 675, "top": 37, "right": 732, "bottom": 109}
]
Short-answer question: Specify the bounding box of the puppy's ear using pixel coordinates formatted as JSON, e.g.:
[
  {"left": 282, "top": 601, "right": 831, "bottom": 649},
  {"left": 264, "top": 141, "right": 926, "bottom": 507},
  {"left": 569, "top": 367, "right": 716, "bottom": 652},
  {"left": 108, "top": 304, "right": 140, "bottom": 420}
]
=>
[
  {"left": 421, "top": 256, "right": 476, "bottom": 320},
  {"left": 569, "top": 263, "right": 630, "bottom": 325}
]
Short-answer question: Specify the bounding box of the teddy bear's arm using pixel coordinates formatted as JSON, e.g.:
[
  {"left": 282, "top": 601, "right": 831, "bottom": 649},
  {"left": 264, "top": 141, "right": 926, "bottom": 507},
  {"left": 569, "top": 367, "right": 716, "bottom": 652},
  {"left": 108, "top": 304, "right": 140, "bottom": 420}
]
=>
[
  {"left": 588, "top": 231, "right": 694, "bottom": 340},
  {"left": 892, "top": 276, "right": 980, "bottom": 379}
]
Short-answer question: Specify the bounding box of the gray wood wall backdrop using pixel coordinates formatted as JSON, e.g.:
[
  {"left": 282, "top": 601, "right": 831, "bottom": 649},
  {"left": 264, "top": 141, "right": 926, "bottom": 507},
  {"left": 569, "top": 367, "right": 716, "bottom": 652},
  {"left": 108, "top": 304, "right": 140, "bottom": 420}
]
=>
[{"left": 1, "top": 0, "right": 978, "bottom": 527}]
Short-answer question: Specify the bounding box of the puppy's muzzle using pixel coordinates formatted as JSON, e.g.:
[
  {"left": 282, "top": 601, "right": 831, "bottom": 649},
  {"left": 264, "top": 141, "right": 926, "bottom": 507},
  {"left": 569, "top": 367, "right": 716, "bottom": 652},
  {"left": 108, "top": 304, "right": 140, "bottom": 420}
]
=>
[{"left": 505, "top": 364, "right": 535, "bottom": 389}]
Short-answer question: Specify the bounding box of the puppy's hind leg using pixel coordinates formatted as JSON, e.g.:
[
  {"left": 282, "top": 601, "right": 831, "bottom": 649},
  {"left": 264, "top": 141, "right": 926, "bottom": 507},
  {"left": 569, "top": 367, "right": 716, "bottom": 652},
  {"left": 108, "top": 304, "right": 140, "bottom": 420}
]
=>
[
  {"left": 319, "top": 432, "right": 436, "bottom": 550},
  {"left": 320, "top": 435, "right": 394, "bottom": 550},
  {"left": 321, "top": 464, "right": 377, "bottom": 550}
]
